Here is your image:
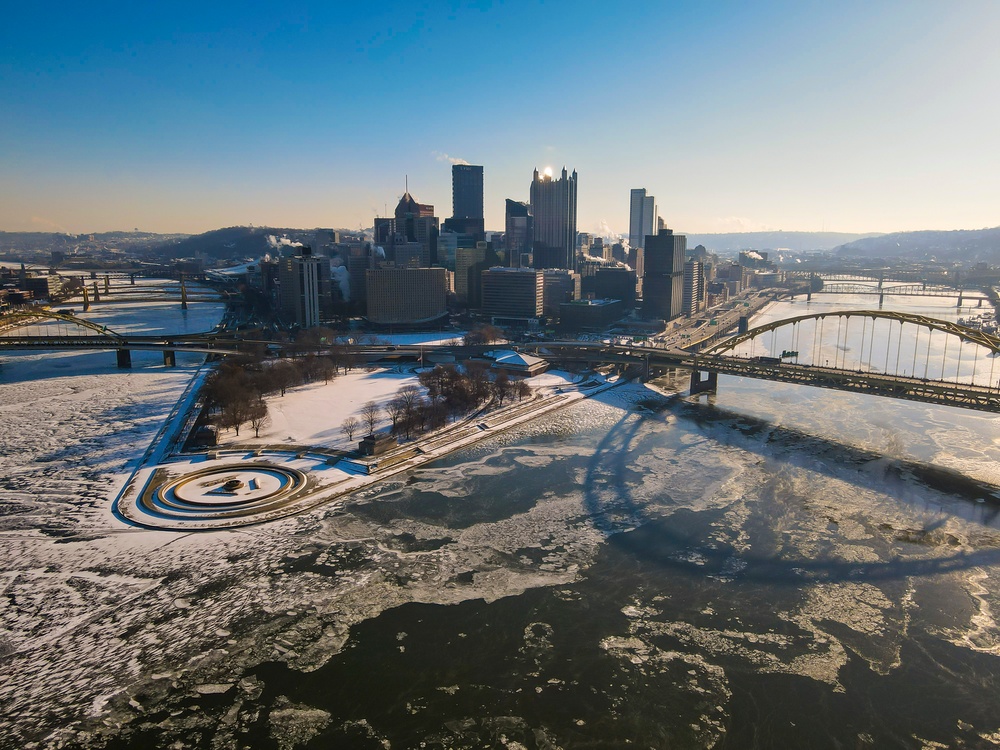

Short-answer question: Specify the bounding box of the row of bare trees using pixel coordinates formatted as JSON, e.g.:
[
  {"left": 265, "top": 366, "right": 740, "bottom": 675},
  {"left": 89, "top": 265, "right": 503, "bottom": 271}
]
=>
[
  {"left": 340, "top": 363, "right": 532, "bottom": 444},
  {"left": 203, "top": 353, "right": 353, "bottom": 438}
]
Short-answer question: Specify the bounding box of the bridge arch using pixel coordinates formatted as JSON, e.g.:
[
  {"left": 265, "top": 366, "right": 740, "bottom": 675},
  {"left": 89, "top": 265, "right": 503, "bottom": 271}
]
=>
[
  {"left": 0, "top": 309, "right": 125, "bottom": 340},
  {"left": 704, "top": 309, "right": 1000, "bottom": 387}
]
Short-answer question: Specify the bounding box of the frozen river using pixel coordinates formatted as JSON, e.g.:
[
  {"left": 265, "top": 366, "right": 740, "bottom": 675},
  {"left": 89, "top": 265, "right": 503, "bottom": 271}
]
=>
[{"left": 2, "top": 294, "right": 1000, "bottom": 748}]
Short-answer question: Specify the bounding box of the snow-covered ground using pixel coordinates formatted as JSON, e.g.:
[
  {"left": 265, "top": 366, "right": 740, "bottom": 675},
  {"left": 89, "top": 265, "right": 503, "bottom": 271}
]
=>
[
  {"left": 0, "top": 282, "right": 602, "bottom": 746},
  {"left": 218, "top": 365, "right": 577, "bottom": 450},
  {"left": 225, "top": 369, "right": 422, "bottom": 448}
]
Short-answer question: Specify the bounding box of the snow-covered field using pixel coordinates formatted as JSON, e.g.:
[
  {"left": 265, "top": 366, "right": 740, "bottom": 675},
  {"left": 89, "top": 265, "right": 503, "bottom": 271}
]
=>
[{"left": 225, "top": 368, "right": 422, "bottom": 449}]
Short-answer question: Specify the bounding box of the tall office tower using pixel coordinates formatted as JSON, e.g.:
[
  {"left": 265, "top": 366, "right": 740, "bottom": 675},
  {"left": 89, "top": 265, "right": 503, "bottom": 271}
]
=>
[
  {"left": 642, "top": 227, "right": 686, "bottom": 321},
  {"left": 446, "top": 164, "right": 485, "bottom": 237},
  {"left": 377, "top": 191, "right": 439, "bottom": 266},
  {"left": 682, "top": 259, "right": 705, "bottom": 317},
  {"left": 278, "top": 249, "right": 326, "bottom": 328},
  {"left": 504, "top": 199, "right": 533, "bottom": 267},
  {"left": 481, "top": 267, "right": 544, "bottom": 323},
  {"left": 629, "top": 189, "right": 657, "bottom": 251},
  {"left": 530, "top": 167, "right": 578, "bottom": 271}
]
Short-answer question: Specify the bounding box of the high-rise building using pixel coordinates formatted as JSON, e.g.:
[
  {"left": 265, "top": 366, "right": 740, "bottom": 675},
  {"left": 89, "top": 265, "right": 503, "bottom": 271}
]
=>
[
  {"left": 481, "top": 267, "right": 544, "bottom": 323},
  {"left": 642, "top": 227, "right": 686, "bottom": 321},
  {"left": 278, "top": 250, "right": 326, "bottom": 328},
  {"left": 542, "top": 269, "right": 580, "bottom": 320},
  {"left": 629, "top": 189, "right": 657, "bottom": 251},
  {"left": 374, "top": 191, "right": 439, "bottom": 266},
  {"left": 455, "top": 241, "right": 500, "bottom": 307},
  {"left": 530, "top": 167, "right": 578, "bottom": 271},
  {"left": 444, "top": 164, "right": 485, "bottom": 239},
  {"left": 365, "top": 267, "right": 449, "bottom": 325},
  {"left": 504, "top": 199, "right": 533, "bottom": 267},
  {"left": 682, "top": 260, "right": 705, "bottom": 317},
  {"left": 452, "top": 164, "right": 483, "bottom": 221}
]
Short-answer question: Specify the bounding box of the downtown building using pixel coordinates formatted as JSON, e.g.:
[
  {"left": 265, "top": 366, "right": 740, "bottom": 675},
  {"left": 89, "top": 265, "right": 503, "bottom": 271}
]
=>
[
  {"left": 365, "top": 267, "right": 449, "bottom": 326},
  {"left": 530, "top": 167, "right": 578, "bottom": 271},
  {"left": 373, "top": 191, "right": 439, "bottom": 267},
  {"left": 642, "top": 227, "right": 686, "bottom": 321},
  {"left": 628, "top": 188, "right": 657, "bottom": 251},
  {"left": 455, "top": 241, "right": 501, "bottom": 307},
  {"left": 443, "top": 164, "right": 485, "bottom": 240},
  {"left": 481, "top": 267, "right": 544, "bottom": 326},
  {"left": 278, "top": 249, "right": 332, "bottom": 328},
  {"left": 682, "top": 259, "right": 706, "bottom": 317},
  {"left": 504, "top": 199, "right": 533, "bottom": 268}
]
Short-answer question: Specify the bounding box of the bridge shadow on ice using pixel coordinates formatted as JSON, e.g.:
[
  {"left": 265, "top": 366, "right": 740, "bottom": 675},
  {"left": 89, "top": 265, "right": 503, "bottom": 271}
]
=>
[{"left": 580, "top": 391, "right": 1000, "bottom": 587}]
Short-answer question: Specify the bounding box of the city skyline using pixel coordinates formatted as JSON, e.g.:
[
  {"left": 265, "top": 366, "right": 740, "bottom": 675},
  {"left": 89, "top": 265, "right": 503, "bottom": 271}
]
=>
[{"left": 2, "top": 1, "right": 998, "bottom": 237}]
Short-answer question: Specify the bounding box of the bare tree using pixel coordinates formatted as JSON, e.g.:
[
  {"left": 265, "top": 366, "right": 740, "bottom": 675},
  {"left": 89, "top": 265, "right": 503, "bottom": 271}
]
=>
[
  {"left": 492, "top": 373, "right": 511, "bottom": 407},
  {"left": 342, "top": 416, "right": 360, "bottom": 441},
  {"left": 362, "top": 400, "right": 379, "bottom": 436},
  {"left": 248, "top": 401, "right": 270, "bottom": 438},
  {"left": 219, "top": 387, "right": 256, "bottom": 437},
  {"left": 514, "top": 380, "right": 532, "bottom": 402},
  {"left": 271, "top": 360, "right": 300, "bottom": 396},
  {"left": 384, "top": 398, "right": 404, "bottom": 433}
]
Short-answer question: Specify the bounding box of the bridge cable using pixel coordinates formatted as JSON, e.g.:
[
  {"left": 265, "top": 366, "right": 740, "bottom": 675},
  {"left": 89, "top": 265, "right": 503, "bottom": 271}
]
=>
[
  {"left": 859, "top": 315, "right": 867, "bottom": 371},
  {"left": 833, "top": 315, "right": 844, "bottom": 369},
  {"left": 893, "top": 320, "right": 902, "bottom": 376},
  {"left": 941, "top": 334, "right": 949, "bottom": 382},
  {"left": 924, "top": 325, "right": 933, "bottom": 380},
  {"left": 911, "top": 324, "right": 920, "bottom": 378}
]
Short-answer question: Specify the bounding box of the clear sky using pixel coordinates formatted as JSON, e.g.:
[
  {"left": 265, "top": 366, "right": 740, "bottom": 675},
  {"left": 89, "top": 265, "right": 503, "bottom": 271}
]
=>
[{"left": 2, "top": 0, "right": 998, "bottom": 237}]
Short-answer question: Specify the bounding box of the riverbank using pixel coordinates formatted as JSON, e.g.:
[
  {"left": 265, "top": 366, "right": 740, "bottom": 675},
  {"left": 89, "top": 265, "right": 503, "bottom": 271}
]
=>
[{"left": 114, "top": 369, "right": 626, "bottom": 530}]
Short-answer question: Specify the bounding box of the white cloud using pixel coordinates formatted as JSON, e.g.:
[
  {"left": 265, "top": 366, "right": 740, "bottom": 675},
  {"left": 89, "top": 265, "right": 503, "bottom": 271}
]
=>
[
  {"left": 431, "top": 151, "right": 469, "bottom": 166},
  {"left": 31, "top": 215, "right": 66, "bottom": 232}
]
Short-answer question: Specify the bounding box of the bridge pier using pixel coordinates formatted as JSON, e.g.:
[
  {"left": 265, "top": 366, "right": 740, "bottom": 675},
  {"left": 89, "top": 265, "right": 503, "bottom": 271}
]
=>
[
  {"left": 690, "top": 370, "right": 718, "bottom": 395},
  {"left": 738, "top": 316, "right": 749, "bottom": 334},
  {"left": 879, "top": 291, "right": 884, "bottom": 308},
  {"left": 957, "top": 293, "right": 963, "bottom": 307},
  {"left": 163, "top": 350, "right": 176, "bottom": 367},
  {"left": 116, "top": 349, "right": 132, "bottom": 369}
]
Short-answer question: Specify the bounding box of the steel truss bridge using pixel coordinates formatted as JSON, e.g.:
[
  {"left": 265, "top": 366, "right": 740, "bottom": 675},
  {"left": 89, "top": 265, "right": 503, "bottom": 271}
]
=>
[
  {"left": 4, "top": 309, "right": 1000, "bottom": 413},
  {"left": 527, "top": 309, "right": 1000, "bottom": 414}
]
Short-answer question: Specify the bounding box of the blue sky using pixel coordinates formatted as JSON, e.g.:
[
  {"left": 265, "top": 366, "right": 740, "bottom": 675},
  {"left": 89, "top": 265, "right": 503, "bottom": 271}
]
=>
[{"left": 2, "top": 1, "right": 998, "bottom": 236}]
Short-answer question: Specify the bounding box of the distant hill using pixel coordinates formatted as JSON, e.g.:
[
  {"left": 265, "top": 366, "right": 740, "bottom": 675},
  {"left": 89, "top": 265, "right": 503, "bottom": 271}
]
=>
[
  {"left": 0, "top": 230, "right": 183, "bottom": 254},
  {"left": 151, "top": 226, "right": 350, "bottom": 261},
  {"left": 682, "top": 231, "right": 880, "bottom": 254},
  {"left": 833, "top": 226, "right": 1000, "bottom": 262}
]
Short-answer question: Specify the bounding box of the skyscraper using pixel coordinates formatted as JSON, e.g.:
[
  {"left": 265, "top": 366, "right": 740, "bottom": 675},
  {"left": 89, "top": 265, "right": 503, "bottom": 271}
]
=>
[
  {"left": 444, "top": 164, "right": 485, "bottom": 239},
  {"left": 629, "top": 188, "right": 657, "bottom": 251},
  {"left": 530, "top": 167, "right": 578, "bottom": 271},
  {"left": 376, "top": 190, "right": 439, "bottom": 266},
  {"left": 682, "top": 259, "right": 705, "bottom": 317},
  {"left": 642, "top": 227, "right": 686, "bottom": 321},
  {"left": 452, "top": 164, "right": 483, "bottom": 221},
  {"left": 504, "top": 199, "right": 533, "bottom": 267},
  {"left": 278, "top": 249, "right": 326, "bottom": 328}
]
